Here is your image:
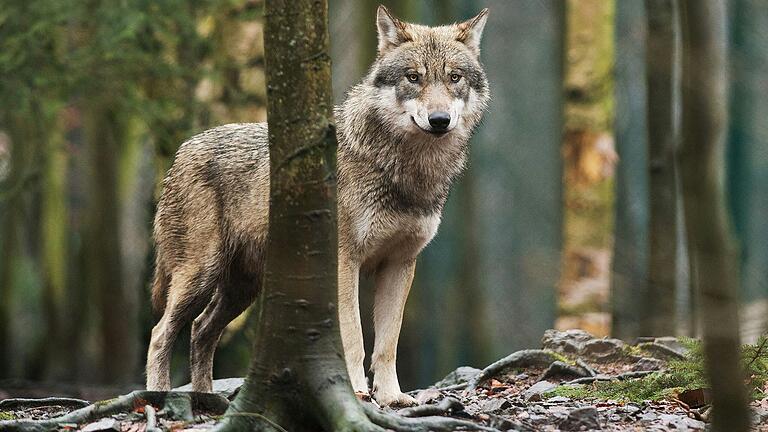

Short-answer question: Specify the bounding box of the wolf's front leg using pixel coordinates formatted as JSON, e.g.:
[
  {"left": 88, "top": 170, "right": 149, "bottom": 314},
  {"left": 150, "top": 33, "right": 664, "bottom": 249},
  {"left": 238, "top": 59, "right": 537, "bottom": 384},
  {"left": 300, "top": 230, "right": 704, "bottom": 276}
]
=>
[
  {"left": 338, "top": 252, "right": 368, "bottom": 395},
  {"left": 371, "top": 259, "right": 418, "bottom": 407}
]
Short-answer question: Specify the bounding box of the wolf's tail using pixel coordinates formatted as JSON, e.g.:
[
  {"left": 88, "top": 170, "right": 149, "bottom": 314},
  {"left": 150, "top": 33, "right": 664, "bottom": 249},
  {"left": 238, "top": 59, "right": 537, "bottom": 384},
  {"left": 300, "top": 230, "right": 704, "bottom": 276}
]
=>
[{"left": 151, "top": 266, "right": 170, "bottom": 316}]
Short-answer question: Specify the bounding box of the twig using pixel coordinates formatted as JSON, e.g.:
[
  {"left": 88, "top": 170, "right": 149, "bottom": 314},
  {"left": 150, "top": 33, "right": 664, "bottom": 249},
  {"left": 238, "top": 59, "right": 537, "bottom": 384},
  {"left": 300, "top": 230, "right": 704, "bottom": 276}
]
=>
[
  {"left": 144, "top": 405, "right": 161, "bottom": 432},
  {"left": 747, "top": 336, "right": 768, "bottom": 369}
]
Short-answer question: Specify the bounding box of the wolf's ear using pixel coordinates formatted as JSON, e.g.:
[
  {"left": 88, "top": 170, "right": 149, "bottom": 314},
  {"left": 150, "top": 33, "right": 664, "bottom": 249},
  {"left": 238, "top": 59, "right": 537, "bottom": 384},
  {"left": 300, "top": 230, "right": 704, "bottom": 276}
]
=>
[
  {"left": 456, "top": 8, "right": 489, "bottom": 57},
  {"left": 377, "top": 5, "right": 412, "bottom": 55}
]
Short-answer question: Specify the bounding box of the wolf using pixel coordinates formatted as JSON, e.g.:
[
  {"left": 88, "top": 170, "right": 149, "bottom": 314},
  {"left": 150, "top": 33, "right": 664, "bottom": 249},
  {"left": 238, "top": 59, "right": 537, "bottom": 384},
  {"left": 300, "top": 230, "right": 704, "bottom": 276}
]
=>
[{"left": 145, "top": 5, "right": 490, "bottom": 407}]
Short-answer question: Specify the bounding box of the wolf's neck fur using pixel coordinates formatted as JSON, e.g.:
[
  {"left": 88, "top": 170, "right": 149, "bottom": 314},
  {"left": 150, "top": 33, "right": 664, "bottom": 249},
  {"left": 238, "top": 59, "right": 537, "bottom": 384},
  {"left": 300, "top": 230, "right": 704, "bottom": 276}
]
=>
[{"left": 335, "top": 85, "right": 469, "bottom": 216}]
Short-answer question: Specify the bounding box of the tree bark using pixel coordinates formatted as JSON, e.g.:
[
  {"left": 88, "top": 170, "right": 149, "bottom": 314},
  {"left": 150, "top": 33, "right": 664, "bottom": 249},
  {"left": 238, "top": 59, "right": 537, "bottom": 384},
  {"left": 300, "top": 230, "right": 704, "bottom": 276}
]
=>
[
  {"left": 643, "top": 0, "right": 679, "bottom": 336},
  {"left": 611, "top": 0, "right": 649, "bottom": 340},
  {"left": 678, "top": 2, "right": 749, "bottom": 431},
  {"left": 728, "top": 0, "right": 768, "bottom": 340},
  {"left": 216, "top": 1, "right": 379, "bottom": 431},
  {"left": 83, "top": 100, "right": 138, "bottom": 384}
]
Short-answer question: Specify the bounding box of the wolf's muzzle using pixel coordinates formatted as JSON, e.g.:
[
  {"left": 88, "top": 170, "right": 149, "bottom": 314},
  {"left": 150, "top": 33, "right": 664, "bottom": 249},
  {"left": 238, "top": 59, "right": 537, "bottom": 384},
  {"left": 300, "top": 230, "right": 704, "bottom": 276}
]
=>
[{"left": 428, "top": 111, "right": 451, "bottom": 132}]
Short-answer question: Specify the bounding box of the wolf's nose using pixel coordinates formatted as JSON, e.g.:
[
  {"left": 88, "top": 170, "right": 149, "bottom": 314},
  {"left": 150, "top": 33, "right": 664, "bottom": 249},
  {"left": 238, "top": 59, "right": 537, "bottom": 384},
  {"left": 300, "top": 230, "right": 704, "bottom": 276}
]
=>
[{"left": 428, "top": 111, "right": 451, "bottom": 130}]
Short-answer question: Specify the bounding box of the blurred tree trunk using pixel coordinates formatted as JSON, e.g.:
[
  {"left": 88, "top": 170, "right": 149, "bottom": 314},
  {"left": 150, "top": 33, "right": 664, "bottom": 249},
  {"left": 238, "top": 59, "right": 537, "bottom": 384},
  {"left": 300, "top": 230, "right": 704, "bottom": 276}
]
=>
[
  {"left": 0, "top": 113, "right": 36, "bottom": 376},
  {"left": 39, "top": 108, "right": 71, "bottom": 380},
  {"left": 220, "top": 0, "right": 374, "bottom": 430},
  {"left": 472, "top": 0, "right": 565, "bottom": 355},
  {"left": 678, "top": 2, "right": 749, "bottom": 431},
  {"left": 643, "top": 0, "right": 679, "bottom": 336},
  {"left": 611, "top": 1, "right": 649, "bottom": 340},
  {"left": 728, "top": 0, "right": 768, "bottom": 341},
  {"left": 83, "top": 100, "right": 138, "bottom": 384}
]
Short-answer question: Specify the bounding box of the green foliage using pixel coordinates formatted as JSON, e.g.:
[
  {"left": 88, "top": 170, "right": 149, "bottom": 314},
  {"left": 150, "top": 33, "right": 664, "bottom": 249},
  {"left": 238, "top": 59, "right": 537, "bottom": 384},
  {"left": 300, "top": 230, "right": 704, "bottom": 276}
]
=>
[
  {"left": 0, "top": 412, "right": 16, "bottom": 420},
  {"left": 547, "top": 337, "right": 768, "bottom": 403}
]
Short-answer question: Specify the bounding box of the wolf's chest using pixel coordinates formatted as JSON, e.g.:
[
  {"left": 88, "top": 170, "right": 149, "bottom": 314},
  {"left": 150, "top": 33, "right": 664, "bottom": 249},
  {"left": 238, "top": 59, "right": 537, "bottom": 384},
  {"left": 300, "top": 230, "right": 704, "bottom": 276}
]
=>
[{"left": 351, "top": 206, "right": 441, "bottom": 266}]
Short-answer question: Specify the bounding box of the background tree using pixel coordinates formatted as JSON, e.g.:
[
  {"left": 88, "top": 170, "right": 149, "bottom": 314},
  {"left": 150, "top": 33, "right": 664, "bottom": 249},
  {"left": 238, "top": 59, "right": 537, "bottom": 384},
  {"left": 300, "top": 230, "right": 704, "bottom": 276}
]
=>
[
  {"left": 728, "top": 0, "right": 768, "bottom": 342},
  {"left": 611, "top": 0, "right": 650, "bottom": 340},
  {"left": 678, "top": 1, "right": 749, "bottom": 431},
  {"left": 644, "top": 0, "right": 680, "bottom": 336}
]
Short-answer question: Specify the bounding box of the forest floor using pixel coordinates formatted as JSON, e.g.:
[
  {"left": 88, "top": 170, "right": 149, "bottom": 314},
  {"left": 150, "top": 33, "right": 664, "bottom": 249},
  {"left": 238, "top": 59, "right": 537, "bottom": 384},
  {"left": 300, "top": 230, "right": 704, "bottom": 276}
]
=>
[{"left": 1, "top": 330, "right": 767, "bottom": 431}]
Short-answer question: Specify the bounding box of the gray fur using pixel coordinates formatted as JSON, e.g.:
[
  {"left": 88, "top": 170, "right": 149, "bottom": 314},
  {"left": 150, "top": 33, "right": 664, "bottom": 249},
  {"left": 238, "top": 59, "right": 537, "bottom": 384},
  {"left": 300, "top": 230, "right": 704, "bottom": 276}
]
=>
[{"left": 146, "top": 6, "right": 490, "bottom": 407}]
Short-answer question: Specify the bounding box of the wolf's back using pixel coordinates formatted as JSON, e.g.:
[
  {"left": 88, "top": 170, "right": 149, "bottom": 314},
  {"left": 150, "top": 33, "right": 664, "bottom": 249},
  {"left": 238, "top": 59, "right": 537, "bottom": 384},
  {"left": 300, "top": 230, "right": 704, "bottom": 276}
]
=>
[{"left": 151, "top": 123, "right": 270, "bottom": 313}]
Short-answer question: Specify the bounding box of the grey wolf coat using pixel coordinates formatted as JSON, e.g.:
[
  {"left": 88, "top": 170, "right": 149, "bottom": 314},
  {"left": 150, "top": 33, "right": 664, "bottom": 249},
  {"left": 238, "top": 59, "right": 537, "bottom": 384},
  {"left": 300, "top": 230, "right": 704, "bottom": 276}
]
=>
[{"left": 146, "top": 5, "right": 490, "bottom": 407}]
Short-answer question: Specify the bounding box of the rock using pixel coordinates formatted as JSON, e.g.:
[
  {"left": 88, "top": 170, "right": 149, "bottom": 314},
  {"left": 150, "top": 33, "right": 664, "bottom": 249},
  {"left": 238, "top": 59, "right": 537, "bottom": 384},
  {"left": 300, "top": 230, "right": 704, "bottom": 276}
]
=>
[
  {"left": 582, "top": 338, "right": 625, "bottom": 361},
  {"left": 174, "top": 377, "right": 244, "bottom": 400},
  {"left": 81, "top": 418, "right": 120, "bottom": 432},
  {"left": 632, "top": 357, "right": 664, "bottom": 372},
  {"left": 433, "top": 366, "right": 481, "bottom": 388},
  {"left": 541, "top": 329, "right": 625, "bottom": 361},
  {"left": 523, "top": 381, "right": 557, "bottom": 401},
  {"left": 558, "top": 406, "right": 601, "bottom": 431},
  {"left": 414, "top": 388, "right": 441, "bottom": 405},
  {"left": 542, "top": 329, "right": 595, "bottom": 354},
  {"left": 659, "top": 413, "right": 706, "bottom": 430},
  {"left": 637, "top": 342, "right": 687, "bottom": 360},
  {"left": 653, "top": 337, "right": 689, "bottom": 355},
  {"left": 546, "top": 396, "right": 571, "bottom": 403},
  {"left": 481, "top": 397, "right": 511, "bottom": 412}
]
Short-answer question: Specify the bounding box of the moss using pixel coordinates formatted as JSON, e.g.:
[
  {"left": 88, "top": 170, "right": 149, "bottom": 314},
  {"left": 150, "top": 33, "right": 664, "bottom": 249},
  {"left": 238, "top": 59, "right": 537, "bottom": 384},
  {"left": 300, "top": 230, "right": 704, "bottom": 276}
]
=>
[
  {"left": 546, "top": 336, "right": 768, "bottom": 403},
  {"left": 0, "top": 412, "right": 16, "bottom": 420}
]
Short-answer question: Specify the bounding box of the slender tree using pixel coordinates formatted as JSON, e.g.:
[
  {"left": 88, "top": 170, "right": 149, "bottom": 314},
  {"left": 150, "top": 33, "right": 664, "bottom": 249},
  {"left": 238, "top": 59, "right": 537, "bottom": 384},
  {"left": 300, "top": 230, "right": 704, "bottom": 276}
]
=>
[
  {"left": 612, "top": 0, "right": 649, "bottom": 340},
  {"left": 217, "top": 1, "right": 379, "bottom": 430},
  {"left": 678, "top": 1, "right": 749, "bottom": 431},
  {"left": 643, "top": 0, "right": 679, "bottom": 336}
]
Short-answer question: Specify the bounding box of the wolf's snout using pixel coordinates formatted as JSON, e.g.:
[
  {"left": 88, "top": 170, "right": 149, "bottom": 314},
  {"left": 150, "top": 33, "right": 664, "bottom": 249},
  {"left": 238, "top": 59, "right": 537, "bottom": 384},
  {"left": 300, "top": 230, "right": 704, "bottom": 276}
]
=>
[{"left": 428, "top": 111, "right": 451, "bottom": 131}]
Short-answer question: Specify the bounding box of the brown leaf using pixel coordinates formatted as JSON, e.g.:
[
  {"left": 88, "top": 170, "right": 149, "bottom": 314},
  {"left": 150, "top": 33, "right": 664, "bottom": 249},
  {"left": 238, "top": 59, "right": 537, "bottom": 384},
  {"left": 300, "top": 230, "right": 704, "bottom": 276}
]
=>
[{"left": 678, "top": 388, "right": 712, "bottom": 409}]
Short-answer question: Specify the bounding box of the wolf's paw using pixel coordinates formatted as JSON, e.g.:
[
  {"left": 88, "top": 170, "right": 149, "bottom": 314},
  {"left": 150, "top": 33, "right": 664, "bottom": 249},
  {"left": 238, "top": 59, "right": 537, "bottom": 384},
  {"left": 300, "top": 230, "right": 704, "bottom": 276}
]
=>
[{"left": 373, "top": 391, "right": 418, "bottom": 407}]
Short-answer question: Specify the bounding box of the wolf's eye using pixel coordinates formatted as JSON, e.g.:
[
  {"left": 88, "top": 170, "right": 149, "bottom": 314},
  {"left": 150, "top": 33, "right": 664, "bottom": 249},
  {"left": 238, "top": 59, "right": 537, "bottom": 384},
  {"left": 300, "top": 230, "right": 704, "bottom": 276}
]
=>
[
  {"left": 406, "top": 73, "right": 420, "bottom": 83},
  {"left": 450, "top": 73, "right": 462, "bottom": 83}
]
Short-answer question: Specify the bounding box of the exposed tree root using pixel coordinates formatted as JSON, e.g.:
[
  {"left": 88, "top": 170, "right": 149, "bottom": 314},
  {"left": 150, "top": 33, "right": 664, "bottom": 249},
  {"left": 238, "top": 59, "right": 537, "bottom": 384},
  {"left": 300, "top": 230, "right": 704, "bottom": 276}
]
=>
[
  {"left": 0, "top": 391, "right": 229, "bottom": 432},
  {"left": 0, "top": 397, "right": 90, "bottom": 410},
  {"left": 564, "top": 370, "right": 655, "bottom": 385},
  {"left": 397, "top": 397, "right": 463, "bottom": 418},
  {"left": 363, "top": 403, "right": 502, "bottom": 432},
  {"left": 465, "top": 349, "right": 559, "bottom": 392}
]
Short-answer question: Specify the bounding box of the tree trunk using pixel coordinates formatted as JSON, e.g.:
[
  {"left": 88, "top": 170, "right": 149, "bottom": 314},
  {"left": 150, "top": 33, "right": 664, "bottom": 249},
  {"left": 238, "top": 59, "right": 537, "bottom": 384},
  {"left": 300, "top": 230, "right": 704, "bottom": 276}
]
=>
[
  {"left": 678, "top": 2, "right": 749, "bottom": 431},
  {"left": 472, "top": 0, "right": 565, "bottom": 354},
  {"left": 643, "top": 0, "right": 679, "bottom": 336},
  {"left": 728, "top": 0, "right": 768, "bottom": 342},
  {"left": 217, "top": 1, "right": 378, "bottom": 431},
  {"left": 611, "top": 0, "right": 649, "bottom": 340},
  {"left": 39, "top": 109, "right": 71, "bottom": 380},
  {"left": 83, "top": 100, "right": 138, "bottom": 384}
]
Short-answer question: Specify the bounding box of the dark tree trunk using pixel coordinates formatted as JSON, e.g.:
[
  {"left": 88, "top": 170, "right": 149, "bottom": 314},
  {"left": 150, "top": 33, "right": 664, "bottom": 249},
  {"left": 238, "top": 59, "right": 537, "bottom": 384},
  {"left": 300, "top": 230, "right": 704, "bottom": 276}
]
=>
[
  {"left": 217, "top": 1, "right": 378, "bottom": 431},
  {"left": 643, "top": 0, "right": 679, "bottom": 336},
  {"left": 611, "top": 0, "right": 649, "bottom": 340},
  {"left": 678, "top": 2, "right": 749, "bottom": 431},
  {"left": 83, "top": 101, "right": 138, "bottom": 384}
]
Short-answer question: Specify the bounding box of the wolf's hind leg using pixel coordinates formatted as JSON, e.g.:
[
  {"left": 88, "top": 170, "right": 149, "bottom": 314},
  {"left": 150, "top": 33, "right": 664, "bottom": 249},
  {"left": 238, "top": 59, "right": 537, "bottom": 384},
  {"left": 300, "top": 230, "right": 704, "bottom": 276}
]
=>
[
  {"left": 338, "top": 252, "right": 368, "bottom": 394},
  {"left": 371, "top": 259, "right": 417, "bottom": 407},
  {"left": 146, "top": 270, "right": 212, "bottom": 390},
  {"left": 190, "top": 288, "right": 254, "bottom": 392}
]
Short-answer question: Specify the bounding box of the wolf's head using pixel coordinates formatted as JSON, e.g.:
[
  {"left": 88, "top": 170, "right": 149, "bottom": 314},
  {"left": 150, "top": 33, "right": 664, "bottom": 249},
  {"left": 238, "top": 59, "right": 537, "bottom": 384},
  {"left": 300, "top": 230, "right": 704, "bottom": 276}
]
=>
[{"left": 364, "top": 6, "right": 490, "bottom": 141}]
